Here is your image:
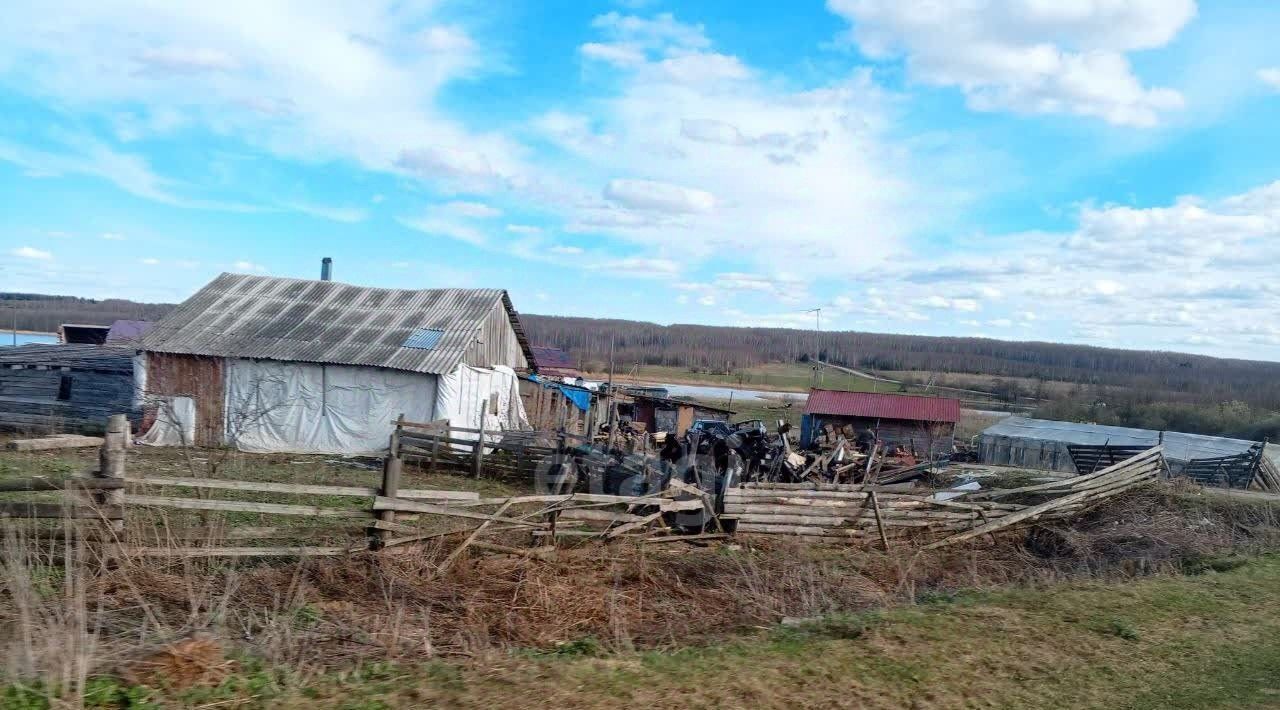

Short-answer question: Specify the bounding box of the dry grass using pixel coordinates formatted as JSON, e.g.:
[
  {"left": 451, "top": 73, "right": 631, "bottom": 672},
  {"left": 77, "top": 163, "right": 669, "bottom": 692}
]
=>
[{"left": 2, "top": 450, "right": 1280, "bottom": 708}]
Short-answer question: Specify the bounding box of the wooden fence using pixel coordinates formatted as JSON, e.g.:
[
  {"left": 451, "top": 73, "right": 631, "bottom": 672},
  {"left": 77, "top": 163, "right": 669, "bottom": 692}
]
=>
[
  {"left": 393, "top": 417, "right": 591, "bottom": 480},
  {"left": 725, "top": 446, "right": 1166, "bottom": 548},
  {"left": 0, "top": 415, "right": 701, "bottom": 558}
]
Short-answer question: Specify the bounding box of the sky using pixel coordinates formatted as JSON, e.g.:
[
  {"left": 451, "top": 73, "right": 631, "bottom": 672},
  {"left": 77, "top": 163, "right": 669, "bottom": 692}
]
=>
[{"left": 2, "top": 1, "right": 1280, "bottom": 361}]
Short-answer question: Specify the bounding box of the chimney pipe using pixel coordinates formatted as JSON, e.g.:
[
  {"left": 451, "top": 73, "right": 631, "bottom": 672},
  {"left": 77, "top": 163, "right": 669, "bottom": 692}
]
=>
[{"left": 321, "top": 257, "right": 332, "bottom": 281}]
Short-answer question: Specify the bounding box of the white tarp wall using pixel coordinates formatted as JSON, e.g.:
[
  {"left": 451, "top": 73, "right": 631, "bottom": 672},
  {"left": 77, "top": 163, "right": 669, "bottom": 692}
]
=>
[
  {"left": 137, "top": 395, "right": 197, "bottom": 447},
  {"left": 224, "top": 359, "right": 437, "bottom": 454},
  {"left": 434, "top": 363, "right": 529, "bottom": 443}
]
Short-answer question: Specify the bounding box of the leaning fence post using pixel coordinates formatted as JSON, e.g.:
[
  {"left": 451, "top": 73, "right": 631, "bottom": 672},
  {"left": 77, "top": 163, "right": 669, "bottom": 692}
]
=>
[
  {"left": 96, "top": 414, "right": 128, "bottom": 532},
  {"left": 473, "top": 423, "right": 486, "bottom": 479},
  {"left": 372, "top": 415, "right": 404, "bottom": 550}
]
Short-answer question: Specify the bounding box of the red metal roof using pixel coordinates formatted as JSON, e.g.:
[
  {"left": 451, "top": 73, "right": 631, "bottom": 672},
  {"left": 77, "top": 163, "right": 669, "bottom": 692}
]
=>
[
  {"left": 530, "top": 345, "right": 580, "bottom": 376},
  {"left": 804, "top": 389, "right": 961, "bottom": 423}
]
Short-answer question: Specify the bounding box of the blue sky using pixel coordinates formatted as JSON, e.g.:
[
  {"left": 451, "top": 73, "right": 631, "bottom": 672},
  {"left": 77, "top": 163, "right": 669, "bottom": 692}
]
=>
[{"left": 2, "top": 1, "right": 1280, "bottom": 360}]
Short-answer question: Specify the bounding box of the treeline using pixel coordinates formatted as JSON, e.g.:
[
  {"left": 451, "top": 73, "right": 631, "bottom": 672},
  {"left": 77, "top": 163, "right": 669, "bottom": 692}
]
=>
[
  {"left": 7, "top": 292, "right": 1280, "bottom": 414},
  {"left": 0, "top": 293, "right": 173, "bottom": 333},
  {"left": 522, "top": 314, "right": 1280, "bottom": 409}
]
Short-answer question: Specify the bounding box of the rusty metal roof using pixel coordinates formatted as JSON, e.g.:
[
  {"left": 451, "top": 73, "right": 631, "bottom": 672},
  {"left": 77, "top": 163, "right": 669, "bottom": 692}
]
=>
[
  {"left": 804, "top": 389, "right": 961, "bottom": 423},
  {"left": 138, "top": 273, "right": 532, "bottom": 375}
]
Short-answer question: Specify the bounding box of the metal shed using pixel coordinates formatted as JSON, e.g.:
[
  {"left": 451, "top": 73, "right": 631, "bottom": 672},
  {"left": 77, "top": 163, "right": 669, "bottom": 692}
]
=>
[{"left": 978, "top": 416, "right": 1262, "bottom": 473}]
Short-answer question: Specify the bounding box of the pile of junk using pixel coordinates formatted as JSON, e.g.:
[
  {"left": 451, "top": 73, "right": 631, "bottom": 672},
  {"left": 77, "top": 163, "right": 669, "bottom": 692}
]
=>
[{"left": 539, "top": 418, "right": 953, "bottom": 532}]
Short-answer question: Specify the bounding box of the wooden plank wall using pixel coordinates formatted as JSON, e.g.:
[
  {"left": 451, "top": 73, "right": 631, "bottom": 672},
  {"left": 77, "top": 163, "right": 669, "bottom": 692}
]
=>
[
  {"left": 143, "top": 353, "right": 225, "bottom": 446},
  {"left": 0, "top": 366, "right": 136, "bottom": 434},
  {"left": 813, "top": 415, "right": 954, "bottom": 459},
  {"left": 519, "top": 378, "right": 589, "bottom": 435}
]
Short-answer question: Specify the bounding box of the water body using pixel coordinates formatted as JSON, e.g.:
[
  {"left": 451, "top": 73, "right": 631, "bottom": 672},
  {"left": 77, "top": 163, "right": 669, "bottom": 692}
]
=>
[
  {"left": 643, "top": 382, "right": 807, "bottom": 403},
  {"left": 0, "top": 332, "right": 57, "bottom": 346}
]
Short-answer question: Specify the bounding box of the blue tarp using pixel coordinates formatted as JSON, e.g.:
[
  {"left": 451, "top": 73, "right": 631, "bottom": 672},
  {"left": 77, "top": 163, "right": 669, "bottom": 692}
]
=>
[
  {"left": 528, "top": 374, "right": 591, "bottom": 412},
  {"left": 557, "top": 384, "right": 592, "bottom": 412}
]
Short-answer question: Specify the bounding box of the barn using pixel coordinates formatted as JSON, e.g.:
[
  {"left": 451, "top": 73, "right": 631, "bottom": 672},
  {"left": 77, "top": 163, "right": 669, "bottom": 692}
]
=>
[
  {"left": 800, "top": 389, "right": 961, "bottom": 458},
  {"left": 134, "top": 272, "right": 534, "bottom": 454}
]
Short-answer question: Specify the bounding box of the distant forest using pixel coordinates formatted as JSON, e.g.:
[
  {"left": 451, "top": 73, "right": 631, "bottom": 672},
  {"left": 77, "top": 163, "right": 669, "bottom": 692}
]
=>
[
  {"left": 520, "top": 315, "right": 1280, "bottom": 411},
  {"left": 5, "top": 292, "right": 1279, "bottom": 416},
  {"left": 0, "top": 293, "right": 172, "bottom": 332}
]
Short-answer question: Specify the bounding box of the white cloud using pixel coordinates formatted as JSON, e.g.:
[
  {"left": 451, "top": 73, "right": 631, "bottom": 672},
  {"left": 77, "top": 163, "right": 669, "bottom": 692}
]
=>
[
  {"left": 506, "top": 224, "right": 543, "bottom": 235},
  {"left": 232, "top": 260, "right": 267, "bottom": 273},
  {"left": 550, "top": 245, "right": 584, "bottom": 255},
  {"left": 140, "top": 257, "right": 160, "bottom": 265},
  {"left": 589, "top": 257, "right": 681, "bottom": 278},
  {"left": 0, "top": 136, "right": 260, "bottom": 212},
  {"left": 134, "top": 46, "right": 239, "bottom": 75},
  {"left": 866, "top": 178, "right": 1280, "bottom": 357},
  {"left": 441, "top": 201, "right": 501, "bottom": 218},
  {"left": 603, "top": 178, "right": 716, "bottom": 214},
  {"left": 548, "top": 13, "right": 929, "bottom": 280},
  {"left": 917, "top": 295, "right": 980, "bottom": 312},
  {"left": 11, "top": 246, "right": 53, "bottom": 260},
  {"left": 1259, "top": 67, "right": 1280, "bottom": 91},
  {"left": 0, "top": 1, "right": 523, "bottom": 192},
  {"left": 101, "top": 232, "right": 126, "bottom": 241},
  {"left": 398, "top": 214, "right": 488, "bottom": 247},
  {"left": 581, "top": 42, "right": 646, "bottom": 67},
  {"left": 283, "top": 201, "right": 367, "bottom": 223},
  {"left": 828, "top": 0, "right": 1194, "bottom": 126}
]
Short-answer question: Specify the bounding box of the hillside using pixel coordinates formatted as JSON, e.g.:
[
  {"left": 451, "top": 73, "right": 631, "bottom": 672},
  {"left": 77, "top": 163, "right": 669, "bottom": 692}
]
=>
[
  {"left": 5, "top": 292, "right": 1280, "bottom": 412},
  {"left": 522, "top": 314, "right": 1280, "bottom": 409}
]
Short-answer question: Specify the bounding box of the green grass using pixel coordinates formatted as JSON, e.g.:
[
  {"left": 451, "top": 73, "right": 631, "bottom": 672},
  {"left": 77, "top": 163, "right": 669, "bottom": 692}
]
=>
[
  {"left": 17, "top": 555, "right": 1276, "bottom": 709},
  {"left": 602, "top": 362, "right": 902, "bottom": 394}
]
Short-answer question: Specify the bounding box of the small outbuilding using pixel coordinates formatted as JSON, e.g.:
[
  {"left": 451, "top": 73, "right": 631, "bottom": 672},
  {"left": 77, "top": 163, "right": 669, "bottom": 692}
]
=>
[
  {"left": 800, "top": 389, "right": 961, "bottom": 458},
  {"left": 0, "top": 344, "right": 136, "bottom": 433},
  {"left": 135, "top": 272, "right": 534, "bottom": 454},
  {"left": 623, "top": 393, "right": 733, "bottom": 436},
  {"left": 978, "top": 416, "right": 1266, "bottom": 474},
  {"left": 58, "top": 323, "right": 111, "bottom": 345}
]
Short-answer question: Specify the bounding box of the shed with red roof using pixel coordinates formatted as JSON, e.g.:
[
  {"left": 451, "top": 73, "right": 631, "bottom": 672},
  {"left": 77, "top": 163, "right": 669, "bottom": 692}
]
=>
[{"left": 801, "top": 389, "right": 961, "bottom": 458}]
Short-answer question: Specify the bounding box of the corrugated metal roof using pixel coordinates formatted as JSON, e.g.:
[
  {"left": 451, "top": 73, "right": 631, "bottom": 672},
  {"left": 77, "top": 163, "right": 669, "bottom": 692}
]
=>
[
  {"left": 980, "top": 416, "right": 1258, "bottom": 462},
  {"left": 530, "top": 345, "right": 577, "bottom": 373},
  {"left": 106, "top": 319, "right": 153, "bottom": 343},
  {"left": 804, "top": 389, "right": 962, "bottom": 423},
  {"left": 138, "top": 273, "right": 533, "bottom": 375},
  {"left": 0, "top": 344, "right": 134, "bottom": 373}
]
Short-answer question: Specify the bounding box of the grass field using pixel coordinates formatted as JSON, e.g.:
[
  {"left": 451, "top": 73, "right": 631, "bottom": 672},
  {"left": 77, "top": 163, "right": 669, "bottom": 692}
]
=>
[{"left": 13, "top": 555, "right": 1277, "bottom": 709}]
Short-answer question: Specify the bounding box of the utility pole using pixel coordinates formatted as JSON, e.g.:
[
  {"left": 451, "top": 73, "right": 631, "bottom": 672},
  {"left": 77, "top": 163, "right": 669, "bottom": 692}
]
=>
[
  {"left": 804, "top": 307, "right": 822, "bottom": 387},
  {"left": 606, "top": 336, "right": 616, "bottom": 436}
]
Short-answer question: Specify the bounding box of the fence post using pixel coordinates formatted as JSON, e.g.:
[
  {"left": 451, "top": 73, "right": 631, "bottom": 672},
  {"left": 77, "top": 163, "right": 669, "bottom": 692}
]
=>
[
  {"left": 96, "top": 414, "right": 128, "bottom": 532},
  {"left": 372, "top": 415, "right": 404, "bottom": 550},
  {"left": 473, "top": 423, "right": 486, "bottom": 479},
  {"left": 430, "top": 424, "right": 441, "bottom": 474}
]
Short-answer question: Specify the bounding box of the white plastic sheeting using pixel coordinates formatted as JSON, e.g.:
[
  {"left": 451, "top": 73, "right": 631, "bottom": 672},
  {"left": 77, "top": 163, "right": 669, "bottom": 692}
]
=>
[
  {"left": 224, "top": 359, "right": 437, "bottom": 455},
  {"left": 434, "top": 364, "right": 529, "bottom": 443},
  {"left": 138, "top": 396, "right": 197, "bottom": 447}
]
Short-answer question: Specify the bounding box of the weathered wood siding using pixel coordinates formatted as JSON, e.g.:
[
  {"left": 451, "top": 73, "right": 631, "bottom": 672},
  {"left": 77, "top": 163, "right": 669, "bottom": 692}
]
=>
[
  {"left": 0, "top": 367, "right": 135, "bottom": 433},
  {"left": 519, "top": 378, "right": 590, "bottom": 434},
  {"left": 144, "top": 353, "right": 225, "bottom": 446},
  {"left": 809, "top": 415, "right": 955, "bottom": 459},
  {"left": 463, "top": 299, "right": 529, "bottom": 370}
]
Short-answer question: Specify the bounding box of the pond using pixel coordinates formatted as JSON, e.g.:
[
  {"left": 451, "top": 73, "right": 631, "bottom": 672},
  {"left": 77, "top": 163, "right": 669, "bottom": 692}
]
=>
[{"left": 0, "top": 332, "right": 57, "bottom": 346}]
